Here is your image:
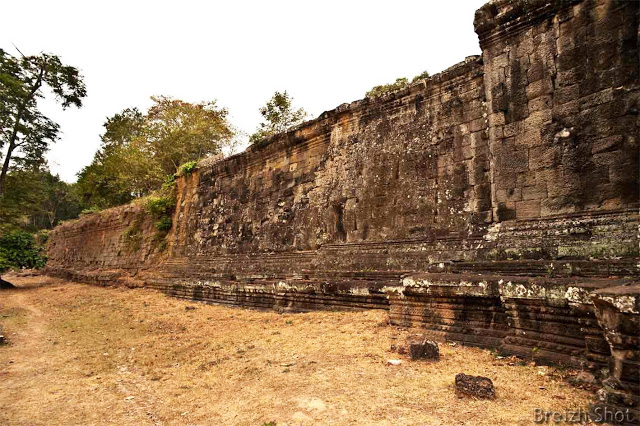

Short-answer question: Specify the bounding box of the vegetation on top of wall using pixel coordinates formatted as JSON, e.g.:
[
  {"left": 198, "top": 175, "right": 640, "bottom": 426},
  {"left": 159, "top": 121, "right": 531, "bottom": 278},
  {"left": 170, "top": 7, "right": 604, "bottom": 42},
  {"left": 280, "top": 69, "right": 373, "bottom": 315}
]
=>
[
  {"left": 412, "top": 70, "right": 430, "bottom": 82},
  {"left": 249, "top": 91, "right": 307, "bottom": 144},
  {"left": 366, "top": 78, "right": 410, "bottom": 98},
  {"left": 178, "top": 161, "right": 198, "bottom": 176},
  {"left": 80, "top": 206, "right": 102, "bottom": 216},
  {"left": 365, "top": 70, "right": 430, "bottom": 98}
]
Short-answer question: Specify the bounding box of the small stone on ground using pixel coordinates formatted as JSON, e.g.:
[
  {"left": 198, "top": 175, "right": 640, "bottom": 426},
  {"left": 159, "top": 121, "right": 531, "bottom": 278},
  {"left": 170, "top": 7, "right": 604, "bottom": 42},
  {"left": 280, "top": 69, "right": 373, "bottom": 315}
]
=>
[
  {"left": 407, "top": 335, "right": 439, "bottom": 361},
  {"left": 455, "top": 373, "right": 495, "bottom": 399}
]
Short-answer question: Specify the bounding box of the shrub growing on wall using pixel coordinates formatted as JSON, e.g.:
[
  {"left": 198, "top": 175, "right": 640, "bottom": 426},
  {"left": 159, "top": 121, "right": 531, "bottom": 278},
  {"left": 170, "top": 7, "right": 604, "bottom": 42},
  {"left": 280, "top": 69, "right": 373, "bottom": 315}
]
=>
[{"left": 365, "top": 70, "right": 430, "bottom": 98}]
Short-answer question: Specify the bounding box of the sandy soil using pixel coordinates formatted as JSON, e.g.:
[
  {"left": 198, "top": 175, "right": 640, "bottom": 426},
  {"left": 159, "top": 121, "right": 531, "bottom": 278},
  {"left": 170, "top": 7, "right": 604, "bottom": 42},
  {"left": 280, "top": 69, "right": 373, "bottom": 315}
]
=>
[{"left": 0, "top": 274, "right": 594, "bottom": 425}]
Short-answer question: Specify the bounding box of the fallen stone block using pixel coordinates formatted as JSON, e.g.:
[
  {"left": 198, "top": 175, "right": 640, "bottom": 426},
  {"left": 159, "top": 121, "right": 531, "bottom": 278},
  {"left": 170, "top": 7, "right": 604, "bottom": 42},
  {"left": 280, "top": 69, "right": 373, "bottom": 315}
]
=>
[
  {"left": 408, "top": 335, "right": 439, "bottom": 361},
  {"left": 455, "top": 373, "right": 495, "bottom": 399}
]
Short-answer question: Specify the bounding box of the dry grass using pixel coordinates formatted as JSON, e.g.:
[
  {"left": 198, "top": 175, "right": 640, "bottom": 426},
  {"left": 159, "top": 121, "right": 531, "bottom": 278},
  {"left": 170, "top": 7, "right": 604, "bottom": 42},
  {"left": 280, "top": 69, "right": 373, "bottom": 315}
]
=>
[{"left": 0, "top": 275, "right": 594, "bottom": 425}]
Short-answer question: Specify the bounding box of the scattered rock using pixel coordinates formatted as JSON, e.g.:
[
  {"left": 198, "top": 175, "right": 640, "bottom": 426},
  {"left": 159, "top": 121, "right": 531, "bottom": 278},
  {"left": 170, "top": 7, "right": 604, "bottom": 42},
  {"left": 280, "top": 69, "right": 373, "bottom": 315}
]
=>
[
  {"left": 407, "top": 335, "right": 439, "bottom": 361},
  {"left": 455, "top": 373, "right": 495, "bottom": 399},
  {"left": 569, "top": 371, "right": 598, "bottom": 387},
  {"left": 387, "top": 359, "right": 402, "bottom": 366}
]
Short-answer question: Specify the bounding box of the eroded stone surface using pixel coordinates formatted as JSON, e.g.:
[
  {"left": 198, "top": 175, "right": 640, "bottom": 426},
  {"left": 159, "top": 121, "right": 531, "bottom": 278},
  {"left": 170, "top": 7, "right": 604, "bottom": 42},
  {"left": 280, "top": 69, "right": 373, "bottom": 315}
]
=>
[
  {"left": 44, "top": 0, "right": 639, "bottom": 412},
  {"left": 407, "top": 335, "right": 439, "bottom": 361},
  {"left": 455, "top": 373, "right": 496, "bottom": 399}
]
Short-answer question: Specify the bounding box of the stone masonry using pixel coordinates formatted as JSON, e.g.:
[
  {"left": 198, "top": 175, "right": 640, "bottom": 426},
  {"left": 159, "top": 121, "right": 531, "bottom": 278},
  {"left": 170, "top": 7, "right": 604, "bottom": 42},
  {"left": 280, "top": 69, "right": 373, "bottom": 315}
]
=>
[{"left": 47, "top": 0, "right": 638, "bottom": 420}]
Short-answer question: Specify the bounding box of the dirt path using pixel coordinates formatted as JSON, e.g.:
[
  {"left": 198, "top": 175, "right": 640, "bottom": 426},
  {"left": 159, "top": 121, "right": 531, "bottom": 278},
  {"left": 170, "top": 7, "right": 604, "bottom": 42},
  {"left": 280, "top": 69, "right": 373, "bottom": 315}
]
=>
[{"left": 0, "top": 275, "right": 594, "bottom": 425}]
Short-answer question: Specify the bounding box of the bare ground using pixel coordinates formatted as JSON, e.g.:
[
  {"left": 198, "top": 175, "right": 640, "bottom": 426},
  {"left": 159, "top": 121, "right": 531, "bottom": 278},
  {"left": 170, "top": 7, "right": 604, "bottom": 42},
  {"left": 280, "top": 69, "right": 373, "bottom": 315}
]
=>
[{"left": 0, "top": 274, "right": 594, "bottom": 425}]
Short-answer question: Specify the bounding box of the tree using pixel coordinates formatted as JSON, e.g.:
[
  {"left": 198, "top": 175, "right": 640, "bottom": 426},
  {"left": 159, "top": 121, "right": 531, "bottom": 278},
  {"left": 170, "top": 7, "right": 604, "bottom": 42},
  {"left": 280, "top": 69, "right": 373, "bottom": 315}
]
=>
[
  {"left": 0, "top": 48, "right": 87, "bottom": 196},
  {"left": 0, "top": 166, "right": 82, "bottom": 233},
  {"left": 145, "top": 96, "right": 234, "bottom": 173},
  {"left": 249, "top": 91, "right": 307, "bottom": 144},
  {"left": 75, "top": 108, "right": 146, "bottom": 207},
  {"left": 77, "top": 96, "right": 234, "bottom": 208}
]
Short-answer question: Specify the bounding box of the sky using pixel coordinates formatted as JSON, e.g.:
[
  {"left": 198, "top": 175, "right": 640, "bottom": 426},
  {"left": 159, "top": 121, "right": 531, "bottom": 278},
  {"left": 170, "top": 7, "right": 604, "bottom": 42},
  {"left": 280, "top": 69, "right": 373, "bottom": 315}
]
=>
[{"left": 2, "top": 0, "right": 488, "bottom": 182}]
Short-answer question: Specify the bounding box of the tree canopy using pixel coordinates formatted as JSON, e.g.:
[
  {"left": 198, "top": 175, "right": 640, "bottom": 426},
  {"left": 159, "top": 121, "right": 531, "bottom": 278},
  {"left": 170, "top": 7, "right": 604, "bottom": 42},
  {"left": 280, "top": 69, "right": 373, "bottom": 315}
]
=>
[
  {"left": 249, "top": 91, "right": 307, "bottom": 144},
  {"left": 77, "top": 96, "right": 234, "bottom": 208},
  {"left": 0, "top": 166, "right": 82, "bottom": 233},
  {"left": 0, "top": 48, "right": 87, "bottom": 196}
]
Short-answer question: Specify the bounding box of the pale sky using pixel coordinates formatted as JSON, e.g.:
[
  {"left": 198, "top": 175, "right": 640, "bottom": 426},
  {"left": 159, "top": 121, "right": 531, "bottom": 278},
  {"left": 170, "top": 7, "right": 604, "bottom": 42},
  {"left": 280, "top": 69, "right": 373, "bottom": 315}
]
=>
[{"left": 2, "top": 0, "right": 488, "bottom": 182}]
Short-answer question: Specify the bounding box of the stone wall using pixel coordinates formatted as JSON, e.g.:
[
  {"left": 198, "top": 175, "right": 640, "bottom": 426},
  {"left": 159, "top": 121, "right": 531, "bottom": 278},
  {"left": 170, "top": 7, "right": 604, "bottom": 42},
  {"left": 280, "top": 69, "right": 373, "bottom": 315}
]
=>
[
  {"left": 477, "top": 0, "right": 639, "bottom": 221},
  {"left": 47, "top": 0, "right": 639, "bottom": 417},
  {"left": 168, "top": 56, "right": 490, "bottom": 272}
]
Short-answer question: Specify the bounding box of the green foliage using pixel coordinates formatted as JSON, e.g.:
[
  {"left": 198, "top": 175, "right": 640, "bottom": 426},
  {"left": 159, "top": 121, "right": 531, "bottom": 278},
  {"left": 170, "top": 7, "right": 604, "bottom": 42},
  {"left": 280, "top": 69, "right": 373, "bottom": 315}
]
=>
[
  {"left": 0, "top": 167, "right": 83, "bottom": 234},
  {"left": 366, "top": 70, "right": 431, "bottom": 97},
  {"left": 0, "top": 230, "right": 47, "bottom": 273},
  {"left": 80, "top": 206, "right": 102, "bottom": 215},
  {"left": 35, "top": 229, "right": 49, "bottom": 245},
  {"left": 179, "top": 161, "right": 197, "bottom": 176},
  {"left": 145, "top": 192, "right": 176, "bottom": 243},
  {"left": 122, "top": 220, "right": 143, "bottom": 252},
  {"left": 162, "top": 174, "right": 176, "bottom": 190},
  {"left": 77, "top": 97, "right": 234, "bottom": 209},
  {"left": 366, "top": 77, "right": 409, "bottom": 98},
  {"left": 0, "top": 48, "right": 87, "bottom": 196},
  {"left": 154, "top": 216, "right": 172, "bottom": 232},
  {"left": 145, "top": 195, "right": 175, "bottom": 219},
  {"left": 412, "top": 70, "right": 430, "bottom": 82},
  {"left": 249, "top": 91, "right": 307, "bottom": 144}
]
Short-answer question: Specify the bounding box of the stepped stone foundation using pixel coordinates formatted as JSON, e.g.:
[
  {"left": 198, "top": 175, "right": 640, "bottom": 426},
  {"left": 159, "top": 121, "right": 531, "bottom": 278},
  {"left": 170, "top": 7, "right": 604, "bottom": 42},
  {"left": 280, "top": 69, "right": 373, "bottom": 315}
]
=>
[{"left": 47, "top": 0, "right": 638, "bottom": 419}]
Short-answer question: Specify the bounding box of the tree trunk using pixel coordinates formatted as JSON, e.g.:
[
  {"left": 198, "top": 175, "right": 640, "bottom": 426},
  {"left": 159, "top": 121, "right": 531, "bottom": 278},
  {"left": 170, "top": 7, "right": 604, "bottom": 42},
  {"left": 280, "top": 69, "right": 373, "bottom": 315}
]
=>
[{"left": 0, "top": 142, "right": 15, "bottom": 197}]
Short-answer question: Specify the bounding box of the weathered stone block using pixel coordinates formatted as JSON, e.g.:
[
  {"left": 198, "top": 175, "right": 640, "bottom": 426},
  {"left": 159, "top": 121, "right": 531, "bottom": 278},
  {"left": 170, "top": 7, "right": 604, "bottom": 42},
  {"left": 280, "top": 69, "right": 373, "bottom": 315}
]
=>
[
  {"left": 455, "top": 374, "right": 495, "bottom": 399},
  {"left": 495, "top": 188, "right": 521, "bottom": 203},
  {"left": 407, "top": 335, "right": 439, "bottom": 361},
  {"left": 526, "top": 78, "right": 554, "bottom": 101},
  {"left": 516, "top": 200, "right": 541, "bottom": 219},
  {"left": 521, "top": 185, "right": 547, "bottom": 201}
]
